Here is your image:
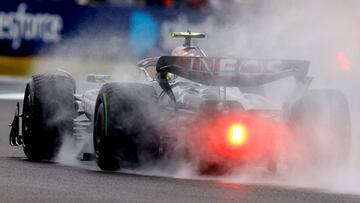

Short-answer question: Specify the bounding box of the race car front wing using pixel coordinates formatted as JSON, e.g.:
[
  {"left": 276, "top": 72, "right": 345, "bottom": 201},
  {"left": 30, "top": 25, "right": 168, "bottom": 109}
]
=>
[{"left": 9, "top": 102, "right": 22, "bottom": 146}]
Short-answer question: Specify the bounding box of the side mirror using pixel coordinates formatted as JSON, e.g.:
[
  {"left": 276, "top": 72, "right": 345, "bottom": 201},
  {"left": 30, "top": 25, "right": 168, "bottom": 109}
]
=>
[{"left": 87, "top": 74, "right": 111, "bottom": 83}]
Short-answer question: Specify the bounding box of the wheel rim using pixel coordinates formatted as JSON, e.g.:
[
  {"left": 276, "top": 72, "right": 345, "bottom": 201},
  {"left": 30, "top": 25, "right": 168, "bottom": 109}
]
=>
[
  {"left": 94, "top": 102, "right": 104, "bottom": 158},
  {"left": 22, "top": 86, "right": 32, "bottom": 143}
]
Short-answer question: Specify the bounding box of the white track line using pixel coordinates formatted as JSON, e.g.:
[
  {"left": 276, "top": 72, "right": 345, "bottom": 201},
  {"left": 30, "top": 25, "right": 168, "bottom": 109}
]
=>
[{"left": 0, "top": 93, "right": 24, "bottom": 100}]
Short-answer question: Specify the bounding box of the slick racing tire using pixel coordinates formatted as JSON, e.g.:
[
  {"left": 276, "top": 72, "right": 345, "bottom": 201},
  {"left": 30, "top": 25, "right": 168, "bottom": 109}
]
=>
[
  {"left": 22, "top": 74, "right": 75, "bottom": 161},
  {"left": 287, "top": 89, "right": 351, "bottom": 167},
  {"left": 94, "top": 83, "right": 160, "bottom": 171}
]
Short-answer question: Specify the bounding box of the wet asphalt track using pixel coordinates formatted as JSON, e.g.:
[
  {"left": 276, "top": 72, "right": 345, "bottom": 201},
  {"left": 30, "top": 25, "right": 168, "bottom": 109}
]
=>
[{"left": 1, "top": 98, "right": 360, "bottom": 202}]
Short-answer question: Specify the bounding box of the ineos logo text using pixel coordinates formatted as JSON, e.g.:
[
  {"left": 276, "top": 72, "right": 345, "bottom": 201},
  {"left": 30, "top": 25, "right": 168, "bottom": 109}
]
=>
[{"left": 176, "top": 57, "right": 284, "bottom": 76}]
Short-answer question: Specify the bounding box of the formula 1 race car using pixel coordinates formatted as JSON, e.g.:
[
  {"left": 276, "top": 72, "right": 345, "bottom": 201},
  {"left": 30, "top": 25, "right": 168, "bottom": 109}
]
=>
[{"left": 9, "top": 31, "right": 351, "bottom": 174}]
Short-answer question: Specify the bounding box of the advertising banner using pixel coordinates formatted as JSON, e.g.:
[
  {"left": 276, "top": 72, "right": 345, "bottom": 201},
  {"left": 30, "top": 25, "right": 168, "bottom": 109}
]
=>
[{"left": 0, "top": 1, "right": 210, "bottom": 59}]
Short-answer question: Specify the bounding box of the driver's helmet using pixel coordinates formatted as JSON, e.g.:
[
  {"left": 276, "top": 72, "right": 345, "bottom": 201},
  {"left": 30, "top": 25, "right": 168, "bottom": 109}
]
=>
[{"left": 171, "top": 46, "right": 202, "bottom": 57}]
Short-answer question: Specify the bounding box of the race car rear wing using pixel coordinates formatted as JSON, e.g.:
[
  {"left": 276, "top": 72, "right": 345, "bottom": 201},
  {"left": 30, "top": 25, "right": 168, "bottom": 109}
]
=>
[
  {"left": 156, "top": 56, "right": 310, "bottom": 86},
  {"left": 156, "top": 56, "right": 310, "bottom": 108}
]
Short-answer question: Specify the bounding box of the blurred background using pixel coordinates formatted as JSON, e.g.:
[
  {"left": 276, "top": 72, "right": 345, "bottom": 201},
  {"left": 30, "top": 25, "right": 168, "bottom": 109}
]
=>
[{"left": 0, "top": 0, "right": 259, "bottom": 77}]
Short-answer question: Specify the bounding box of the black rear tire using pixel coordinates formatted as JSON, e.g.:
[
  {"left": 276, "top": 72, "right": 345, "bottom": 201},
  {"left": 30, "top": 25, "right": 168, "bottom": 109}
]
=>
[
  {"left": 94, "top": 83, "right": 160, "bottom": 171},
  {"left": 22, "top": 74, "right": 75, "bottom": 161},
  {"left": 287, "top": 89, "right": 351, "bottom": 167}
]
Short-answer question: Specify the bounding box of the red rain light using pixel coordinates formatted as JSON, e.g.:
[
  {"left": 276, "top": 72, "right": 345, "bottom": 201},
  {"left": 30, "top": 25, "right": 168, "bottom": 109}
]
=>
[
  {"left": 337, "top": 51, "right": 350, "bottom": 72},
  {"left": 228, "top": 124, "right": 248, "bottom": 146}
]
